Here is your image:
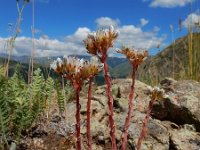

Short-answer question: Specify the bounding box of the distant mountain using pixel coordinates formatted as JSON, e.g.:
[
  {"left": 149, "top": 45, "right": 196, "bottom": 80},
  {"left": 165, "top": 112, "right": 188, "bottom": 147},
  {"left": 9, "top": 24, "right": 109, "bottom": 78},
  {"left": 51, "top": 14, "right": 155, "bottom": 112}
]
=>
[
  {"left": 54, "top": 55, "right": 128, "bottom": 68},
  {"left": 0, "top": 56, "right": 48, "bottom": 81},
  {"left": 0, "top": 54, "right": 129, "bottom": 78},
  {"left": 71, "top": 55, "right": 129, "bottom": 78},
  {"left": 110, "top": 61, "right": 131, "bottom": 78},
  {"left": 2, "top": 33, "right": 199, "bottom": 84},
  {"left": 0, "top": 53, "right": 30, "bottom": 64},
  {"left": 0, "top": 54, "right": 127, "bottom": 67}
]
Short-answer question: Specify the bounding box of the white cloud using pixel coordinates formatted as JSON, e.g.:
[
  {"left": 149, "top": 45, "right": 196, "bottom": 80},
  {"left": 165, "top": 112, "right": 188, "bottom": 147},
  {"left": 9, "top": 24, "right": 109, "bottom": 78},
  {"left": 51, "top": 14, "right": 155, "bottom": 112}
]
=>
[
  {"left": 146, "top": 0, "right": 193, "bottom": 8},
  {"left": 140, "top": 18, "right": 149, "bottom": 27},
  {"left": 0, "top": 27, "right": 91, "bottom": 57},
  {"left": 41, "top": 34, "right": 49, "bottom": 39},
  {"left": 153, "top": 26, "right": 160, "bottom": 32},
  {"left": 0, "top": 17, "right": 166, "bottom": 57},
  {"left": 65, "top": 27, "right": 91, "bottom": 42},
  {"left": 182, "top": 13, "right": 200, "bottom": 28},
  {"left": 117, "top": 25, "right": 166, "bottom": 50},
  {"left": 95, "top": 17, "right": 120, "bottom": 28}
]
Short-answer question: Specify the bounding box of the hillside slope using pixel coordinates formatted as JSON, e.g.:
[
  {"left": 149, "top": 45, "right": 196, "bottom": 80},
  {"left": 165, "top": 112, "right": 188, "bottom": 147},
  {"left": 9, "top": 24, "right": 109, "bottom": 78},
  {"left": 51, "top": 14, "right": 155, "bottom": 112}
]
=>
[{"left": 136, "top": 33, "right": 200, "bottom": 85}]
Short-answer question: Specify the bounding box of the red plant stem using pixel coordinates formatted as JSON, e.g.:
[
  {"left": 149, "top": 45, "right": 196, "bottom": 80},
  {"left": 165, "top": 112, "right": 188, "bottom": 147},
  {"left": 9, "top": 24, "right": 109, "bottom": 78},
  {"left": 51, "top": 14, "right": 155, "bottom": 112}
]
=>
[
  {"left": 102, "top": 59, "right": 117, "bottom": 150},
  {"left": 122, "top": 65, "right": 137, "bottom": 150},
  {"left": 87, "top": 77, "right": 93, "bottom": 150},
  {"left": 136, "top": 98, "right": 155, "bottom": 150},
  {"left": 75, "top": 88, "right": 81, "bottom": 150}
]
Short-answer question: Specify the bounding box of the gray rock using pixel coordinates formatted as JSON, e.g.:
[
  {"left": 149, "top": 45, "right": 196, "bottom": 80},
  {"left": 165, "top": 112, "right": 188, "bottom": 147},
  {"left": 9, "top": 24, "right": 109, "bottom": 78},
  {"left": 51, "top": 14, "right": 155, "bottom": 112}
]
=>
[
  {"left": 153, "top": 79, "right": 200, "bottom": 131},
  {"left": 160, "top": 77, "right": 177, "bottom": 92},
  {"left": 80, "top": 99, "right": 103, "bottom": 115},
  {"left": 113, "top": 98, "right": 128, "bottom": 112},
  {"left": 114, "top": 111, "right": 169, "bottom": 149},
  {"left": 169, "top": 127, "right": 200, "bottom": 150},
  {"left": 63, "top": 78, "right": 200, "bottom": 150}
]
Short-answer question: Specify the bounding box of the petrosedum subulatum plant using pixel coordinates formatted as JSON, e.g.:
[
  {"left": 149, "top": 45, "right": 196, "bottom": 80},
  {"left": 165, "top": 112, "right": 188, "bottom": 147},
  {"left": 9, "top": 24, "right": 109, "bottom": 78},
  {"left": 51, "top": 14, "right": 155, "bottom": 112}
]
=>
[
  {"left": 0, "top": 65, "right": 54, "bottom": 149},
  {"left": 51, "top": 56, "right": 102, "bottom": 150},
  {"left": 137, "top": 87, "right": 167, "bottom": 150},
  {"left": 51, "top": 27, "right": 166, "bottom": 150},
  {"left": 84, "top": 26, "right": 118, "bottom": 150},
  {"left": 84, "top": 28, "right": 149, "bottom": 150},
  {"left": 117, "top": 46, "right": 148, "bottom": 150}
]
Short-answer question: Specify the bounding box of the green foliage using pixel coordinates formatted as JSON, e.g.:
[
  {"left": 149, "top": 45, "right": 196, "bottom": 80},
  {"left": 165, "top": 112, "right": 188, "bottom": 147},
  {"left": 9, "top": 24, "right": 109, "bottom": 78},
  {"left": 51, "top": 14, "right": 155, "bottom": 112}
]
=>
[
  {"left": 0, "top": 66, "right": 4, "bottom": 75},
  {"left": 29, "top": 68, "right": 46, "bottom": 116},
  {"left": 0, "top": 66, "right": 54, "bottom": 148},
  {"left": 27, "top": 68, "right": 54, "bottom": 124},
  {"left": 0, "top": 68, "right": 10, "bottom": 147},
  {"left": 55, "top": 79, "right": 65, "bottom": 113},
  {"left": 8, "top": 65, "right": 29, "bottom": 139},
  {"left": 54, "top": 79, "right": 75, "bottom": 114},
  {"left": 44, "top": 76, "right": 54, "bottom": 110}
]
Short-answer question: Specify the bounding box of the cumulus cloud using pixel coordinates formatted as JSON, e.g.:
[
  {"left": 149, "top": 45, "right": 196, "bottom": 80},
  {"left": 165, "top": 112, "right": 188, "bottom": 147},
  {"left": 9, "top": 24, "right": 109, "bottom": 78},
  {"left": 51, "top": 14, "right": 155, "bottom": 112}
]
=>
[
  {"left": 0, "top": 17, "right": 166, "bottom": 57},
  {"left": 145, "top": 0, "right": 193, "bottom": 8},
  {"left": 117, "top": 25, "right": 166, "bottom": 50},
  {"left": 95, "top": 17, "right": 120, "bottom": 28},
  {"left": 140, "top": 18, "right": 149, "bottom": 27},
  {"left": 65, "top": 27, "right": 91, "bottom": 42},
  {"left": 153, "top": 26, "right": 160, "bottom": 32},
  {"left": 182, "top": 13, "right": 200, "bottom": 28},
  {"left": 0, "top": 27, "right": 91, "bottom": 57}
]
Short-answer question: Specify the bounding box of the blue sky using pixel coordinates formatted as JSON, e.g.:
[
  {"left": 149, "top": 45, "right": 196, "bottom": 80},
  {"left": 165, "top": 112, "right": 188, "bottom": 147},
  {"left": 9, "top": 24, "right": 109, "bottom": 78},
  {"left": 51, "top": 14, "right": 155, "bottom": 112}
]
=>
[{"left": 0, "top": 0, "right": 200, "bottom": 57}]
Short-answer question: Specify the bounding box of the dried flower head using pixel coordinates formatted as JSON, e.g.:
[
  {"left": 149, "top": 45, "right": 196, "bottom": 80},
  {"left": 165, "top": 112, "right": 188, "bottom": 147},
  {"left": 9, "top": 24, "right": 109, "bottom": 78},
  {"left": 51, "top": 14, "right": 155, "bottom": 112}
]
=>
[
  {"left": 147, "top": 86, "right": 168, "bottom": 100},
  {"left": 50, "top": 58, "right": 64, "bottom": 74},
  {"left": 81, "top": 56, "right": 103, "bottom": 79},
  {"left": 84, "top": 26, "right": 118, "bottom": 60},
  {"left": 63, "top": 56, "right": 84, "bottom": 77},
  {"left": 117, "top": 46, "right": 148, "bottom": 66},
  {"left": 50, "top": 56, "right": 102, "bottom": 81}
]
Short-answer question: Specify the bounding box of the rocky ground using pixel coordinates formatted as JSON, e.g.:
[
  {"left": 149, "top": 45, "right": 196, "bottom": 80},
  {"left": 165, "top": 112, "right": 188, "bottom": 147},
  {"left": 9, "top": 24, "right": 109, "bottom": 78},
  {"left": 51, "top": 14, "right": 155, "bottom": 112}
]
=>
[{"left": 18, "top": 78, "right": 200, "bottom": 150}]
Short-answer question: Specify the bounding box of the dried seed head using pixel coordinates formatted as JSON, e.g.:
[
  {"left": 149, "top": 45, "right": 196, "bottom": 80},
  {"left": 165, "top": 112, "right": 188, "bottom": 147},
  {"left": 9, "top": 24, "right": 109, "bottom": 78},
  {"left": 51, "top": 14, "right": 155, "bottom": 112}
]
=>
[
  {"left": 64, "top": 56, "right": 84, "bottom": 76},
  {"left": 50, "top": 56, "right": 102, "bottom": 81},
  {"left": 81, "top": 56, "right": 103, "bottom": 79},
  {"left": 117, "top": 46, "right": 148, "bottom": 66},
  {"left": 147, "top": 86, "right": 168, "bottom": 100},
  {"left": 84, "top": 26, "right": 118, "bottom": 59},
  {"left": 50, "top": 57, "right": 64, "bottom": 74}
]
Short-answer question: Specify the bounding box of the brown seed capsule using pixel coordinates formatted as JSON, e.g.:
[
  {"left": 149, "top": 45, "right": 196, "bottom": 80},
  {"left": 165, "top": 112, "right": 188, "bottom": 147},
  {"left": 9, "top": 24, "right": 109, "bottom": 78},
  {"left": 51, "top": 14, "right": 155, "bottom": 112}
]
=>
[
  {"left": 117, "top": 46, "right": 148, "bottom": 66},
  {"left": 84, "top": 26, "right": 118, "bottom": 59}
]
